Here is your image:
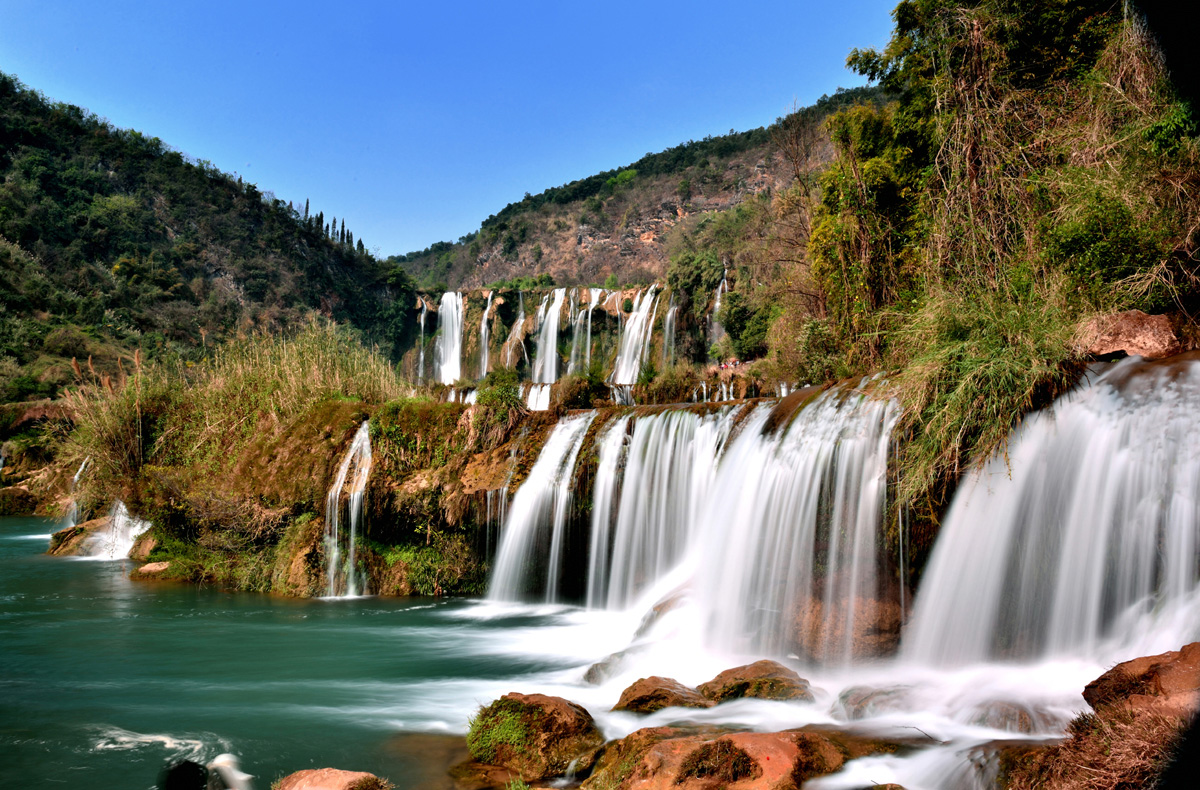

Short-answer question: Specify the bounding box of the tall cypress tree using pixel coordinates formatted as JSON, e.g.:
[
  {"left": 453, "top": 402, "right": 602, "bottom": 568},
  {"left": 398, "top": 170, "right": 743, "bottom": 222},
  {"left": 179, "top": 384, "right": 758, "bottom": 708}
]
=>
[{"left": 304, "top": 198, "right": 309, "bottom": 220}]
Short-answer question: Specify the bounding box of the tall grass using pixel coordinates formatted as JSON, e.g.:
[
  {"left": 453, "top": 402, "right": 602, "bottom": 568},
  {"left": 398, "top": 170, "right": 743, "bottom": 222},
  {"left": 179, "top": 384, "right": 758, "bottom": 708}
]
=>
[{"left": 65, "top": 321, "right": 409, "bottom": 484}]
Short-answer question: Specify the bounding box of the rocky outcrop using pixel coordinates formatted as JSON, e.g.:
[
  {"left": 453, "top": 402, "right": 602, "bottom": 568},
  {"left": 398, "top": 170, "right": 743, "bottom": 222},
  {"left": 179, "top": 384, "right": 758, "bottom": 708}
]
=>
[
  {"left": 274, "top": 768, "right": 392, "bottom": 790},
  {"left": 0, "top": 486, "right": 37, "bottom": 516},
  {"left": 1082, "top": 310, "right": 1184, "bottom": 360},
  {"left": 612, "top": 677, "right": 714, "bottom": 714},
  {"left": 47, "top": 516, "right": 109, "bottom": 556},
  {"left": 1083, "top": 642, "right": 1200, "bottom": 718},
  {"left": 465, "top": 693, "right": 604, "bottom": 781},
  {"left": 697, "top": 660, "right": 814, "bottom": 703}
]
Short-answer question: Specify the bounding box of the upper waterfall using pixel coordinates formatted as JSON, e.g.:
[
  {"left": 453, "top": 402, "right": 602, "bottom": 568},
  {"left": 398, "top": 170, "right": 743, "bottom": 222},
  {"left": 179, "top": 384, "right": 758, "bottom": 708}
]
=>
[{"left": 434, "top": 292, "right": 464, "bottom": 385}]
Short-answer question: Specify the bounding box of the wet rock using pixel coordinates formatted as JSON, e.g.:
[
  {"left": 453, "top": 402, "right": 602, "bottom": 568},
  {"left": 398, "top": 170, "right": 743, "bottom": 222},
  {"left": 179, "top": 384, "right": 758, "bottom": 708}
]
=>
[
  {"left": 0, "top": 486, "right": 37, "bottom": 516},
  {"left": 612, "top": 677, "right": 714, "bottom": 714},
  {"left": 698, "top": 660, "right": 814, "bottom": 703},
  {"left": 791, "top": 594, "right": 902, "bottom": 663},
  {"left": 1083, "top": 641, "right": 1200, "bottom": 718},
  {"left": 47, "top": 516, "right": 109, "bottom": 556},
  {"left": 1083, "top": 310, "right": 1184, "bottom": 360},
  {"left": 129, "top": 533, "right": 157, "bottom": 561},
  {"left": 466, "top": 693, "right": 604, "bottom": 781},
  {"left": 968, "top": 700, "right": 1062, "bottom": 734},
  {"left": 836, "top": 685, "right": 912, "bottom": 720},
  {"left": 275, "top": 768, "right": 392, "bottom": 790}
]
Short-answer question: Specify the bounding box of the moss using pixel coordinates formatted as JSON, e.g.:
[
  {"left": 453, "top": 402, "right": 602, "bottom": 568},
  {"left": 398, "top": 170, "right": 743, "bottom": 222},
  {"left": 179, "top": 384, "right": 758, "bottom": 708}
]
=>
[
  {"left": 676, "top": 739, "right": 757, "bottom": 784},
  {"left": 347, "top": 777, "right": 394, "bottom": 790},
  {"left": 466, "top": 697, "right": 540, "bottom": 765}
]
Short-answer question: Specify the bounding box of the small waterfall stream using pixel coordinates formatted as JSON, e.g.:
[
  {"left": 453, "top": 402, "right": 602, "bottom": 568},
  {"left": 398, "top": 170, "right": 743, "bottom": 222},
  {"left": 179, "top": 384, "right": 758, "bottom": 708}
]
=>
[
  {"left": 434, "top": 292, "right": 464, "bottom": 385},
  {"left": 324, "top": 422, "right": 372, "bottom": 597},
  {"left": 610, "top": 287, "right": 659, "bottom": 386},
  {"left": 61, "top": 456, "right": 90, "bottom": 530},
  {"left": 531, "top": 288, "right": 566, "bottom": 385},
  {"left": 416, "top": 299, "right": 428, "bottom": 384},
  {"left": 79, "top": 500, "right": 151, "bottom": 560},
  {"left": 478, "top": 291, "right": 493, "bottom": 377}
]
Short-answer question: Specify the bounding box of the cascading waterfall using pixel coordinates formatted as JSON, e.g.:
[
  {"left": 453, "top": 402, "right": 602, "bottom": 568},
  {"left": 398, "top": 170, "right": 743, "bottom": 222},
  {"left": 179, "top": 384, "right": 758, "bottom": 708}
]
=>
[
  {"left": 532, "top": 288, "right": 566, "bottom": 384},
  {"left": 610, "top": 287, "right": 659, "bottom": 386},
  {"left": 80, "top": 500, "right": 151, "bottom": 559},
  {"left": 905, "top": 354, "right": 1200, "bottom": 666},
  {"left": 324, "top": 421, "right": 372, "bottom": 597},
  {"left": 61, "top": 456, "right": 90, "bottom": 530},
  {"left": 504, "top": 292, "right": 527, "bottom": 368},
  {"left": 585, "top": 288, "right": 603, "bottom": 370},
  {"left": 709, "top": 268, "right": 728, "bottom": 346},
  {"left": 489, "top": 412, "right": 596, "bottom": 602},
  {"left": 478, "top": 291, "right": 493, "bottom": 377},
  {"left": 661, "top": 294, "right": 677, "bottom": 367},
  {"left": 417, "top": 299, "right": 428, "bottom": 383},
  {"left": 567, "top": 289, "right": 586, "bottom": 375},
  {"left": 434, "top": 292, "right": 465, "bottom": 385}
]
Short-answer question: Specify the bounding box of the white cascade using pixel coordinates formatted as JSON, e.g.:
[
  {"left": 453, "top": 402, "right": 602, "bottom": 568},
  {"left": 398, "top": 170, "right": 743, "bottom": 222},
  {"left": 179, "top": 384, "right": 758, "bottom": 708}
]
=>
[
  {"left": 417, "top": 299, "right": 428, "bottom": 384},
  {"left": 709, "top": 268, "right": 728, "bottom": 347},
  {"left": 478, "top": 291, "right": 493, "bottom": 377},
  {"left": 324, "top": 421, "right": 372, "bottom": 597},
  {"left": 61, "top": 456, "right": 90, "bottom": 530},
  {"left": 532, "top": 288, "right": 566, "bottom": 384},
  {"left": 525, "top": 383, "right": 552, "bottom": 412},
  {"left": 585, "top": 288, "right": 603, "bottom": 370},
  {"left": 504, "top": 292, "right": 527, "bottom": 368},
  {"left": 609, "top": 287, "right": 659, "bottom": 386},
  {"left": 434, "top": 292, "right": 465, "bottom": 385},
  {"left": 567, "top": 289, "right": 586, "bottom": 376},
  {"left": 585, "top": 416, "right": 630, "bottom": 608},
  {"left": 80, "top": 500, "right": 151, "bottom": 559},
  {"left": 905, "top": 355, "right": 1200, "bottom": 666},
  {"left": 488, "top": 412, "right": 596, "bottom": 601},
  {"left": 662, "top": 294, "right": 677, "bottom": 367}
]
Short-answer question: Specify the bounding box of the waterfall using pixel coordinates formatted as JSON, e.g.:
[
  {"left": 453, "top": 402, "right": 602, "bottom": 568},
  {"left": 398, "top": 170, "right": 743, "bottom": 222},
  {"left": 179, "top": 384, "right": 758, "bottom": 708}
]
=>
[
  {"left": 709, "top": 268, "right": 728, "bottom": 347},
  {"left": 61, "top": 457, "right": 90, "bottom": 530},
  {"left": 417, "top": 299, "right": 428, "bottom": 384},
  {"left": 662, "top": 294, "right": 677, "bottom": 367},
  {"left": 504, "top": 292, "right": 527, "bottom": 368},
  {"left": 324, "top": 421, "right": 372, "bottom": 597},
  {"left": 80, "top": 500, "right": 151, "bottom": 559},
  {"left": 434, "top": 292, "right": 464, "bottom": 385},
  {"left": 585, "top": 416, "right": 630, "bottom": 608},
  {"left": 585, "top": 288, "right": 602, "bottom": 370},
  {"left": 905, "top": 355, "right": 1200, "bottom": 666},
  {"left": 478, "top": 291, "right": 493, "bottom": 377},
  {"left": 567, "top": 289, "right": 586, "bottom": 376},
  {"left": 610, "top": 287, "right": 659, "bottom": 386},
  {"left": 489, "top": 412, "right": 596, "bottom": 602},
  {"left": 532, "top": 288, "right": 566, "bottom": 384},
  {"left": 524, "top": 383, "right": 552, "bottom": 411}
]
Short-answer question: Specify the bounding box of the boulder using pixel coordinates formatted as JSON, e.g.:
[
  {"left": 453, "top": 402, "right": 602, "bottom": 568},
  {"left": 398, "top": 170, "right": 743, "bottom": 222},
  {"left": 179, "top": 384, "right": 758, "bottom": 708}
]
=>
[
  {"left": 274, "top": 768, "right": 391, "bottom": 790},
  {"left": 613, "top": 677, "right": 714, "bottom": 714},
  {"left": 1083, "top": 642, "right": 1200, "bottom": 718},
  {"left": 135, "top": 561, "right": 171, "bottom": 575},
  {"left": 1082, "top": 310, "right": 1184, "bottom": 360},
  {"left": 466, "top": 693, "right": 605, "bottom": 781},
  {"left": 968, "top": 700, "right": 1063, "bottom": 734},
  {"left": 0, "top": 486, "right": 37, "bottom": 516},
  {"left": 697, "top": 660, "right": 814, "bottom": 704},
  {"left": 129, "top": 533, "right": 157, "bottom": 561},
  {"left": 836, "top": 685, "right": 912, "bottom": 720},
  {"left": 47, "top": 516, "right": 109, "bottom": 556}
]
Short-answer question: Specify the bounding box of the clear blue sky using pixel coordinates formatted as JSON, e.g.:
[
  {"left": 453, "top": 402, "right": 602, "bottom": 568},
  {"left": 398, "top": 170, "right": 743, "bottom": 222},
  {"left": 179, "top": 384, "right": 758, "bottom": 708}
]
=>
[{"left": 1, "top": 0, "right": 896, "bottom": 257}]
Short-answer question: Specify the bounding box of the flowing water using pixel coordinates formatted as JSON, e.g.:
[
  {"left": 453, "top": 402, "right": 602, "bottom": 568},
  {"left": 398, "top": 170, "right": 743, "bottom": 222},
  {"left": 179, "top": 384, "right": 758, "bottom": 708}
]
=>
[
  {"left": 610, "top": 287, "right": 658, "bottom": 386},
  {"left": 416, "top": 299, "right": 428, "bottom": 384},
  {"left": 324, "top": 422, "right": 372, "bottom": 597},
  {"left": 478, "top": 291, "right": 493, "bottom": 377},
  {"left": 434, "top": 292, "right": 464, "bottom": 385},
  {"left": 531, "top": 288, "right": 566, "bottom": 385}
]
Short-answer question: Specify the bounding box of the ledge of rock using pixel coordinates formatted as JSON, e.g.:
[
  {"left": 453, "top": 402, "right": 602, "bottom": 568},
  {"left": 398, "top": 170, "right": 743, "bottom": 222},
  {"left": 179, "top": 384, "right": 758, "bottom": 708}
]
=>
[
  {"left": 1083, "top": 310, "right": 1184, "bottom": 360},
  {"left": 697, "top": 660, "right": 814, "bottom": 703},
  {"left": 466, "top": 692, "right": 604, "bottom": 781},
  {"left": 1083, "top": 641, "right": 1200, "bottom": 717},
  {"left": 612, "top": 676, "right": 714, "bottom": 714},
  {"left": 275, "top": 768, "right": 391, "bottom": 790},
  {"left": 47, "top": 516, "right": 110, "bottom": 556}
]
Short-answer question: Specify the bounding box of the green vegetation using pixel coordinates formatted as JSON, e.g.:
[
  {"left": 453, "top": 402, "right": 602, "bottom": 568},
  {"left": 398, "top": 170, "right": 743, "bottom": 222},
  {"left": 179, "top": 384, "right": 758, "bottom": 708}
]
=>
[
  {"left": 677, "top": 739, "right": 757, "bottom": 783},
  {"left": 0, "top": 70, "right": 417, "bottom": 403},
  {"left": 466, "top": 697, "right": 538, "bottom": 765}
]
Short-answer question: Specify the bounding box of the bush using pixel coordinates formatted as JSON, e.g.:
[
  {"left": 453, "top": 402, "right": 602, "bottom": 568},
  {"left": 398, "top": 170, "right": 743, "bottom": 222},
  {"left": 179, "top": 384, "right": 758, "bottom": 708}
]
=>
[{"left": 41, "top": 326, "right": 90, "bottom": 358}]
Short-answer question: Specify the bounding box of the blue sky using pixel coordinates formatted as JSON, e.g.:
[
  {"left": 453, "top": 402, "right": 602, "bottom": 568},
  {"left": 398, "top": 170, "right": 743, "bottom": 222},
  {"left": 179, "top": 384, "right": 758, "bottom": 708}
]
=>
[{"left": 1, "top": 1, "right": 896, "bottom": 256}]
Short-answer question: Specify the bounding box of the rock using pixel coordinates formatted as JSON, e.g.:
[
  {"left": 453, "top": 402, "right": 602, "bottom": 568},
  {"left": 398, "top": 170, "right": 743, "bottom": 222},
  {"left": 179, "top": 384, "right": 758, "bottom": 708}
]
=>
[
  {"left": 0, "top": 486, "right": 37, "bottom": 516},
  {"left": 136, "top": 561, "right": 171, "bottom": 575},
  {"left": 274, "top": 768, "right": 392, "bottom": 790},
  {"left": 129, "top": 533, "right": 157, "bottom": 561},
  {"left": 1083, "top": 310, "right": 1184, "bottom": 360},
  {"left": 47, "top": 516, "right": 110, "bottom": 556},
  {"left": 836, "top": 685, "right": 912, "bottom": 720},
  {"left": 697, "top": 660, "right": 814, "bottom": 704},
  {"left": 791, "top": 593, "right": 902, "bottom": 663},
  {"left": 1083, "top": 642, "right": 1200, "bottom": 718},
  {"left": 968, "top": 700, "right": 1062, "bottom": 734},
  {"left": 612, "top": 677, "right": 714, "bottom": 714},
  {"left": 466, "top": 693, "right": 605, "bottom": 781}
]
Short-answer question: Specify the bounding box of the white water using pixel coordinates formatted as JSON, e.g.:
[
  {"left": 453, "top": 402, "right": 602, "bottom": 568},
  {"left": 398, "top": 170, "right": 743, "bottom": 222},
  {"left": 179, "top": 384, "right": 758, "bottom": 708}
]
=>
[
  {"left": 709, "top": 268, "right": 727, "bottom": 347},
  {"left": 532, "top": 288, "right": 566, "bottom": 384},
  {"left": 61, "top": 456, "right": 90, "bottom": 530},
  {"left": 567, "top": 289, "right": 585, "bottom": 376},
  {"left": 489, "top": 412, "right": 596, "bottom": 601},
  {"left": 503, "top": 292, "right": 527, "bottom": 368},
  {"left": 434, "top": 292, "right": 464, "bottom": 385},
  {"left": 525, "top": 383, "right": 552, "bottom": 411},
  {"left": 585, "top": 288, "right": 603, "bottom": 370},
  {"left": 906, "top": 355, "right": 1200, "bottom": 666},
  {"left": 78, "top": 500, "right": 151, "bottom": 559},
  {"left": 609, "top": 287, "right": 658, "bottom": 385},
  {"left": 416, "top": 299, "right": 428, "bottom": 383},
  {"left": 661, "top": 294, "right": 677, "bottom": 367},
  {"left": 478, "top": 291, "right": 493, "bottom": 377},
  {"left": 324, "top": 421, "right": 372, "bottom": 597}
]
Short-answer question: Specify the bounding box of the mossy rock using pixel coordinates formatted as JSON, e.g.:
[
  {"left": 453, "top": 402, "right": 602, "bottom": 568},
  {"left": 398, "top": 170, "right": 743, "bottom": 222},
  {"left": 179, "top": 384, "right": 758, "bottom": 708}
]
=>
[
  {"left": 467, "top": 693, "right": 604, "bottom": 781},
  {"left": 697, "top": 659, "right": 815, "bottom": 703}
]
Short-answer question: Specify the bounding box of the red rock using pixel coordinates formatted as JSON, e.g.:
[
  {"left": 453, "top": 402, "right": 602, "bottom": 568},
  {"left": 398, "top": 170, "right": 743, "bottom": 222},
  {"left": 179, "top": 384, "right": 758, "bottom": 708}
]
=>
[
  {"left": 47, "top": 516, "right": 109, "bottom": 556},
  {"left": 697, "top": 660, "right": 814, "bottom": 703},
  {"left": 1083, "top": 642, "right": 1200, "bottom": 718},
  {"left": 466, "top": 693, "right": 604, "bottom": 781},
  {"left": 612, "top": 677, "right": 714, "bottom": 714},
  {"left": 1083, "top": 310, "right": 1183, "bottom": 360},
  {"left": 274, "top": 768, "right": 390, "bottom": 790}
]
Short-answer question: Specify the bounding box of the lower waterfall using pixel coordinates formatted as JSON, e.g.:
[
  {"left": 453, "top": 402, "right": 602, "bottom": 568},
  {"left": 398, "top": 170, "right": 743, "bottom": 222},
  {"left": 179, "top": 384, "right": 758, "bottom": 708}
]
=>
[{"left": 324, "top": 421, "right": 372, "bottom": 597}]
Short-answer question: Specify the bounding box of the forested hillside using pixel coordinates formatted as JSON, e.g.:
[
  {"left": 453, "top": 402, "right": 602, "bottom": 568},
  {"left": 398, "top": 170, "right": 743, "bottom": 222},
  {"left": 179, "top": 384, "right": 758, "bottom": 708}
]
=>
[{"left": 0, "top": 72, "right": 417, "bottom": 402}]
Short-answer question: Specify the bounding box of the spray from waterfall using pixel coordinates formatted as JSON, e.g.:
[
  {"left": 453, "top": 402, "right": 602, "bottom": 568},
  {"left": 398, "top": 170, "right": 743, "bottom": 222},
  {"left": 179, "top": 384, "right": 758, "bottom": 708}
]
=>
[
  {"left": 905, "top": 355, "right": 1200, "bottom": 665},
  {"left": 324, "top": 421, "right": 372, "bottom": 597},
  {"left": 434, "top": 292, "right": 465, "bottom": 385},
  {"left": 79, "top": 500, "right": 151, "bottom": 560},
  {"left": 478, "top": 291, "right": 493, "bottom": 377}
]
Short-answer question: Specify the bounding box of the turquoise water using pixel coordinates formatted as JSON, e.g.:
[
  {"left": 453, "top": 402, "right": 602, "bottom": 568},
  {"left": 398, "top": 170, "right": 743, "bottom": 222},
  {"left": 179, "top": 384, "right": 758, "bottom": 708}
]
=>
[{"left": 0, "top": 516, "right": 599, "bottom": 790}]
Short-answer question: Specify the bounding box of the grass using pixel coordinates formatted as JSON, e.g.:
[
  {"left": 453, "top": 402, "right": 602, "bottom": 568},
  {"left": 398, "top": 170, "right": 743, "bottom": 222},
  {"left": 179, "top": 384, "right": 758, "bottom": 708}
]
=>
[
  {"left": 466, "top": 697, "right": 539, "bottom": 765},
  {"left": 676, "top": 739, "right": 757, "bottom": 784}
]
